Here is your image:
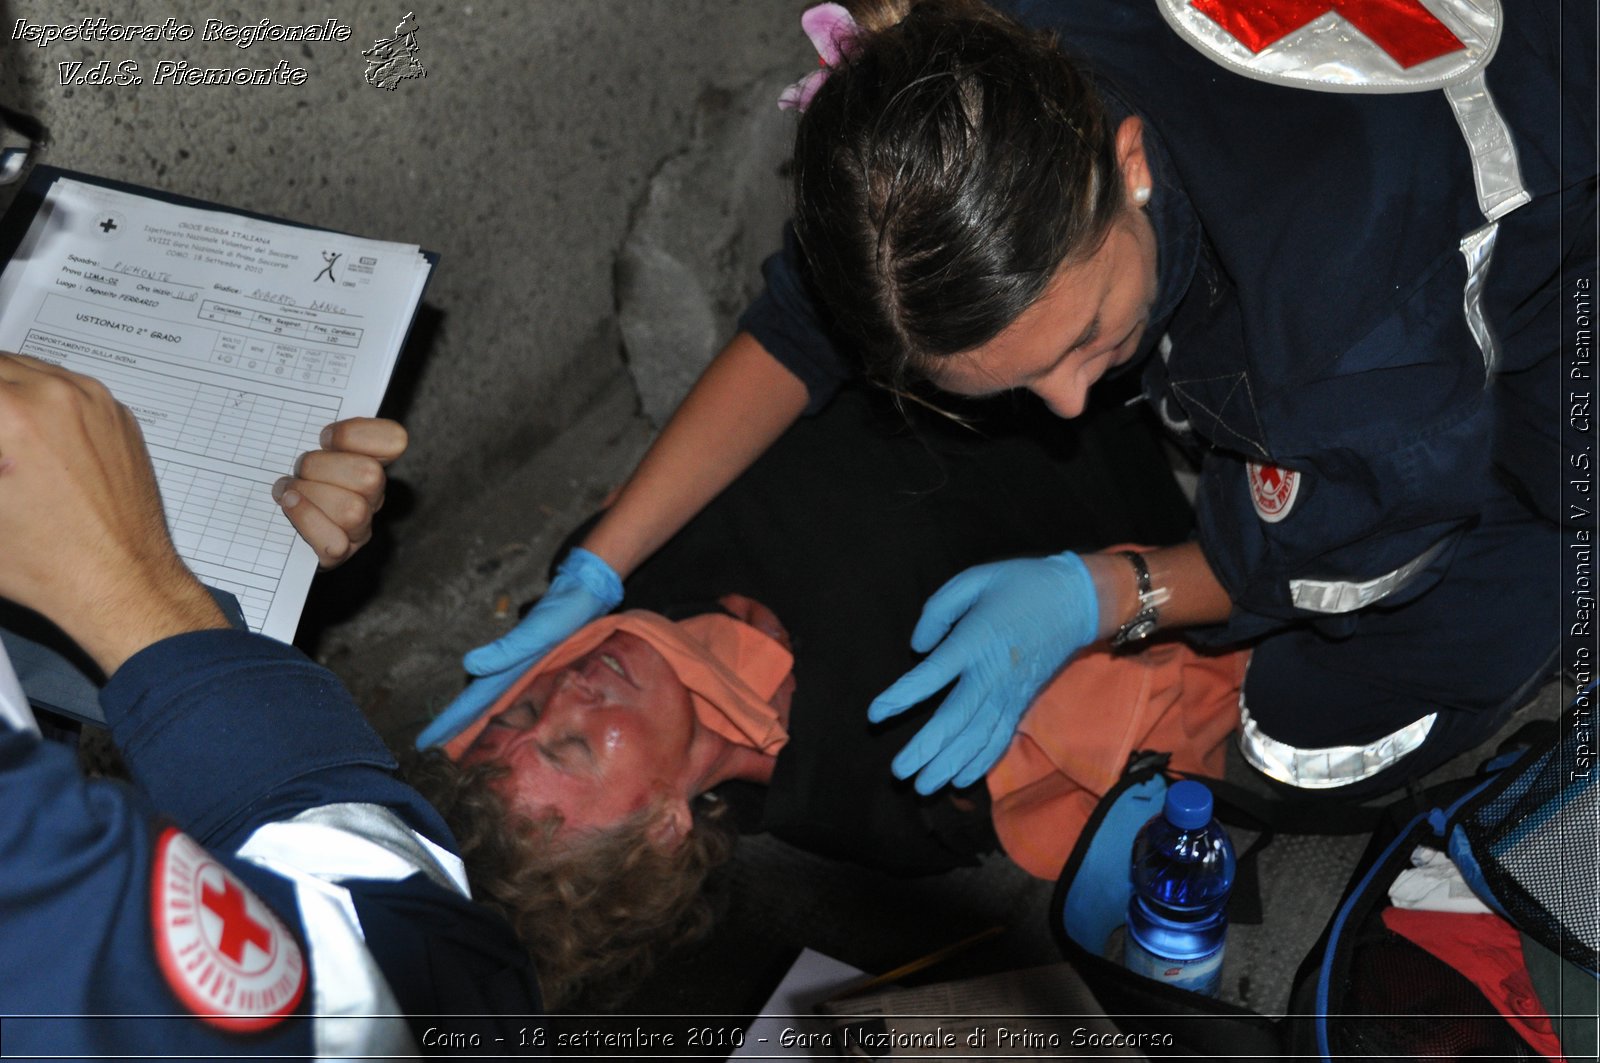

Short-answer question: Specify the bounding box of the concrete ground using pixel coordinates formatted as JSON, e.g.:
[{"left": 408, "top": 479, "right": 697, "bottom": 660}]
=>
[{"left": 0, "top": 0, "right": 1582, "bottom": 1045}]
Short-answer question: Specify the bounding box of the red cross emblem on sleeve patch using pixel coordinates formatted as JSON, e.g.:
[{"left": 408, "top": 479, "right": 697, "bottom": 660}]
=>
[
  {"left": 151, "top": 828, "right": 306, "bottom": 1032},
  {"left": 1247, "top": 461, "right": 1301, "bottom": 522},
  {"left": 1155, "top": 0, "right": 1497, "bottom": 93},
  {"left": 1191, "top": 0, "right": 1463, "bottom": 67}
]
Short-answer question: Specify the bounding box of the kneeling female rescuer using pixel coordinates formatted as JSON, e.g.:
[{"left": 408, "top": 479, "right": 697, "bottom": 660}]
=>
[{"left": 423, "top": 0, "right": 1596, "bottom": 801}]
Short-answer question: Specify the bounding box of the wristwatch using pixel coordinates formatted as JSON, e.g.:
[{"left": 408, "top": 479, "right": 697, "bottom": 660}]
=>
[{"left": 1110, "top": 550, "right": 1160, "bottom": 649}]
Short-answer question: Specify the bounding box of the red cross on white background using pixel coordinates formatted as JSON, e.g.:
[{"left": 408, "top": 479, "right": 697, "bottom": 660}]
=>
[
  {"left": 152, "top": 828, "right": 306, "bottom": 1030},
  {"left": 1189, "top": 0, "right": 1465, "bottom": 68},
  {"left": 201, "top": 877, "right": 273, "bottom": 965}
]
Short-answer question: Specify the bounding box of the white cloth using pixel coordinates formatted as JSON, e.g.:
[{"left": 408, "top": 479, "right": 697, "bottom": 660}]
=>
[{"left": 1388, "top": 846, "right": 1493, "bottom": 914}]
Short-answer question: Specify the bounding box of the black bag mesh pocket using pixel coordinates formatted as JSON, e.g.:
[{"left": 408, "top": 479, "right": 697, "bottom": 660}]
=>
[
  {"left": 1326, "top": 908, "right": 1534, "bottom": 1059},
  {"left": 1457, "top": 701, "right": 1598, "bottom": 971}
]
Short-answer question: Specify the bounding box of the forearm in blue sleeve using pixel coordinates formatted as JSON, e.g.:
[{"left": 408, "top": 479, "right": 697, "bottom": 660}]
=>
[
  {"left": 0, "top": 585, "right": 246, "bottom": 726},
  {"left": 101, "top": 629, "right": 437, "bottom": 851}
]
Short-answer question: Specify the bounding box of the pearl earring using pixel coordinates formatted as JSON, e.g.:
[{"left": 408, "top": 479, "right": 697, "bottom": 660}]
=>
[{"left": 1133, "top": 186, "right": 1152, "bottom": 206}]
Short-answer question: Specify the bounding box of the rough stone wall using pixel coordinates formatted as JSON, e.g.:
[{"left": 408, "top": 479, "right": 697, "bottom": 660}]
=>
[
  {"left": 0, "top": 0, "right": 807, "bottom": 518},
  {"left": 0, "top": 1, "right": 812, "bottom": 728}
]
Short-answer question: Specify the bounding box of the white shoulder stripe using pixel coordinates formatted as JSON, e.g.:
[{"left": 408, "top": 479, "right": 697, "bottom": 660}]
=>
[
  {"left": 1443, "top": 73, "right": 1532, "bottom": 222},
  {"left": 1459, "top": 221, "right": 1503, "bottom": 377},
  {"left": 241, "top": 802, "right": 470, "bottom": 896},
  {"left": 1239, "top": 703, "right": 1437, "bottom": 788},
  {"left": 237, "top": 805, "right": 452, "bottom": 1059},
  {"left": 1288, "top": 538, "right": 1449, "bottom": 613}
]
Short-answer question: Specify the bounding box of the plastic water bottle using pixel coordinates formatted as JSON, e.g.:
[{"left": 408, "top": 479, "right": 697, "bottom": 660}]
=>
[{"left": 1123, "top": 780, "right": 1236, "bottom": 997}]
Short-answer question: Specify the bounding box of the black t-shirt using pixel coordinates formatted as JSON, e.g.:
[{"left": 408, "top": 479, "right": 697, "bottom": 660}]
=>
[{"left": 598, "top": 383, "right": 1192, "bottom": 875}]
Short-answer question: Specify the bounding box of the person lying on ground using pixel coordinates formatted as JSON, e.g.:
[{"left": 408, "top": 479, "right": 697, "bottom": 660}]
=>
[{"left": 414, "top": 384, "right": 1243, "bottom": 1007}]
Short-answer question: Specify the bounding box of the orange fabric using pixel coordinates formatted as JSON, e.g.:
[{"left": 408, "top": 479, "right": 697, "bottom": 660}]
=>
[
  {"left": 444, "top": 598, "right": 1242, "bottom": 884},
  {"left": 986, "top": 642, "right": 1248, "bottom": 880},
  {"left": 443, "top": 610, "right": 792, "bottom": 762}
]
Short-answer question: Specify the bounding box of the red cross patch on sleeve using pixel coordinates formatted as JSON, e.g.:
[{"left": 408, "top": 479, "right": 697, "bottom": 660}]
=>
[
  {"left": 150, "top": 828, "right": 306, "bottom": 1032},
  {"left": 1190, "top": 0, "right": 1464, "bottom": 67},
  {"left": 1155, "top": 0, "right": 1497, "bottom": 93},
  {"left": 1247, "top": 461, "right": 1302, "bottom": 522}
]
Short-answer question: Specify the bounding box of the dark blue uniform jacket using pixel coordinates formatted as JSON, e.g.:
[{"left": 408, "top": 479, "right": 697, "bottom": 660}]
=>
[
  {"left": 0, "top": 629, "right": 540, "bottom": 1056},
  {"left": 740, "top": 1, "right": 1595, "bottom": 649}
]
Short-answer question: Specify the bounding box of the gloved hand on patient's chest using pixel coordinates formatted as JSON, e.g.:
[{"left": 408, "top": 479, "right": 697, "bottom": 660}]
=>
[{"left": 868, "top": 550, "right": 1099, "bottom": 794}]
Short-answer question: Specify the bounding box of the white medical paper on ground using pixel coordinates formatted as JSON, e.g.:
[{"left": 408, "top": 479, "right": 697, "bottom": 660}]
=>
[
  {"left": 733, "top": 948, "right": 866, "bottom": 1060},
  {"left": 0, "top": 177, "right": 430, "bottom": 642}
]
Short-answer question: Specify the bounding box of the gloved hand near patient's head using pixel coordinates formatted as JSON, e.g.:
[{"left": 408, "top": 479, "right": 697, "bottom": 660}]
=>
[
  {"left": 416, "top": 546, "right": 624, "bottom": 748},
  {"left": 868, "top": 550, "right": 1099, "bottom": 794}
]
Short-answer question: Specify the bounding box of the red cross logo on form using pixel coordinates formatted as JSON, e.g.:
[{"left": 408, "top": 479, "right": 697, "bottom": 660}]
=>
[
  {"left": 1189, "top": 0, "right": 1465, "bottom": 68},
  {"left": 151, "top": 828, "right": 306, "bottom": 1031}
]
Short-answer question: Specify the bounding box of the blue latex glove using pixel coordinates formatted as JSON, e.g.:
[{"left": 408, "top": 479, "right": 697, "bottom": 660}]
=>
[
  {"left": 415, "top": 547, "right": 623, "bottom": 749},
  {"left": 868, "top": 551, "right": 1099, "bottom": 794}
]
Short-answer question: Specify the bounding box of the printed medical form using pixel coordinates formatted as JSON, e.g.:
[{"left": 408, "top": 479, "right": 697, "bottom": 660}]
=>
[{"left": 0, "top": 177, "right": 432, "bottom": 642}]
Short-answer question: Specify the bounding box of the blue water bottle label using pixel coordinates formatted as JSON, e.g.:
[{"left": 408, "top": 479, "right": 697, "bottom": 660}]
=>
[{"left": 1123, "top": 936, "right": 1224, "bottom": 997}]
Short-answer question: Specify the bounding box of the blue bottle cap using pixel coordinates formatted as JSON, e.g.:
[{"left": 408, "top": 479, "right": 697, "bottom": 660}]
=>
[{"left": 1164, "top": 780, "right": 1213, "bottom": 830}]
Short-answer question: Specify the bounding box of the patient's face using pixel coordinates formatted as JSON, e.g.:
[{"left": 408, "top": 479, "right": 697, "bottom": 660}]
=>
[{"left": 460, "top": 631, "right": 695, "bottom": 834}]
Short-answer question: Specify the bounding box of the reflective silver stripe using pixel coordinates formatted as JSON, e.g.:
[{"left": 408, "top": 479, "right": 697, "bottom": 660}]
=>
[
  {"left": 1443, "top": 72, "right": 1531, "bottom": 222},
  {"left": 1458, "top": 221, "right": 1502, "bottom": 376},
  {"left": 1239, "top": 704, "right": 1436, "bottom": 789},
  {"left": 248, "top": 802, "right": 471, "bottom": 897},
  {"left": 287, "top": 877, "right": 416, "bottom": 1059},
  {"left": 1288, "top": 538, "right": 1449, "bottom": 614},
  {"left": 237, "top": 803, "right": 474, "bottom": 1059},
  {"left": 1443, "top": 66, "right": 1524, "bottom": 385}
]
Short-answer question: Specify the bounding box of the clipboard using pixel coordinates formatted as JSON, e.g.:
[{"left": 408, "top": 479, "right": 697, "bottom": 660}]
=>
[{"left": 0, "top": 164, "right": 437, "bottom": 724}]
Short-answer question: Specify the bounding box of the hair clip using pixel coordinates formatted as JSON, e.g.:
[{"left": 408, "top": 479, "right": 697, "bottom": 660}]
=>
[{"left": 778, "top": 3, "right": 861, "bottom": 112}]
